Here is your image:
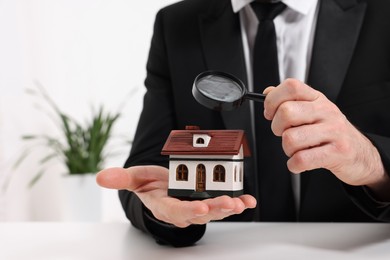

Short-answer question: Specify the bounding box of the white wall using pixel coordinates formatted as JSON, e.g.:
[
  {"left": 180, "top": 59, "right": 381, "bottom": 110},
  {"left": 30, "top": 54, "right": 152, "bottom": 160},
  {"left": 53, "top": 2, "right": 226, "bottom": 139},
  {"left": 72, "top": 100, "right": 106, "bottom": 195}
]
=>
[{"left": 0, "top": 0, "right": 178, "bottom": 222}]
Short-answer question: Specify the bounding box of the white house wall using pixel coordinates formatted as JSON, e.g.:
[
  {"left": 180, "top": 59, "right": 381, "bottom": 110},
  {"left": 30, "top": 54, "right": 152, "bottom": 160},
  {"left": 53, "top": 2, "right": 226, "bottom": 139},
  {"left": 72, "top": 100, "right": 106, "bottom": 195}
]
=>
[
  {"left": 168, "top": 145, "right": 245, "bottom": 192},
  {"left": 168, "top": 161, "right": 244, "bottom": 191}
]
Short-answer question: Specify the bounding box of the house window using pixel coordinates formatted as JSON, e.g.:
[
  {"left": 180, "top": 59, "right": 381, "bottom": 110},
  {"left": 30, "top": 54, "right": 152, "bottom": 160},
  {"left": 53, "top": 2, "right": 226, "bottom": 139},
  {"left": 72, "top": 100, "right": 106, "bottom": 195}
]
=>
[
  {"left": 234, "top": 166, "right": 237, "bottom": 182},
  {"left": 196, "top": 138, "right": 205, "bottom": 144},
  {"left": 176, "top": 164, "right": 188, "bottom": 181},
  {"left": 213, "top": 165, "right": 226, "bottom": 182}
]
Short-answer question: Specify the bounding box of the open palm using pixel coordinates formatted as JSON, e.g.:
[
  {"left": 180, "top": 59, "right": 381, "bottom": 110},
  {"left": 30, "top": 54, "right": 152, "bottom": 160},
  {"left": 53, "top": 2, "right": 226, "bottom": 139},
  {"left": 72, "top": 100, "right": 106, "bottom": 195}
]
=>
[{"left": 96, "top": 165, "right": 256, "bottom": 227}]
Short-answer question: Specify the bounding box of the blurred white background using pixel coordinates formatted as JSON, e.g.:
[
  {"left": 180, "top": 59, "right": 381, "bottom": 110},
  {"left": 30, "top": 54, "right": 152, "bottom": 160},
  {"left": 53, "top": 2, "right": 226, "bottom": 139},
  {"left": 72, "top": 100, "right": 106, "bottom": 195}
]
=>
[{"left": 0, "top": 0, "right": 178, "bottom": 222}]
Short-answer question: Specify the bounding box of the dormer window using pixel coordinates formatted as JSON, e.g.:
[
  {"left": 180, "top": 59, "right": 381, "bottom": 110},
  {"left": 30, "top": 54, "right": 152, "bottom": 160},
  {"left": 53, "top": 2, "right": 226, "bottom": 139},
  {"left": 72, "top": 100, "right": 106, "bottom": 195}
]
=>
[{"left": 193, "top": 134, "right": 211, "bottom": 147}]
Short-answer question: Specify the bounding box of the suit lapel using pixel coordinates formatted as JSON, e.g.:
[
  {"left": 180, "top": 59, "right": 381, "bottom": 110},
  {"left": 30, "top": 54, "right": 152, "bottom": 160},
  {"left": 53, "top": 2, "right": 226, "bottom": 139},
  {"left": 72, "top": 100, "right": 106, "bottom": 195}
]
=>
[
  {"left": 308, "top": 0, "right": 367, "bottom": 102},
  {"left": 302, "top": 0, "right": 367, "bottom": 208},
  {"left": 198, "top": 0, "right": 251, "bottom": 133}
]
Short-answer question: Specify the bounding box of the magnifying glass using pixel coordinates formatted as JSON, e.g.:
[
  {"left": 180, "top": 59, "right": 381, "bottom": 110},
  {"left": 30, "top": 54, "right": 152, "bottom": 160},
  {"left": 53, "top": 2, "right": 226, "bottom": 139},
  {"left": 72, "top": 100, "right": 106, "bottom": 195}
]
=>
[{"left": 192, "top": 71, "right": 266, "bottom": 111}]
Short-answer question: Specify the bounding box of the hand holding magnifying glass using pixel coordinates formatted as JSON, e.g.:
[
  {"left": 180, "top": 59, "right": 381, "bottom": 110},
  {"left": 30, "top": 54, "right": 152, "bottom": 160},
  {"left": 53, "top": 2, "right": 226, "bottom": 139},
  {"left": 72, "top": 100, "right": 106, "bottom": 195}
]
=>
[{"left": 192, "top": 71, "right": 266, "bottom": 111}]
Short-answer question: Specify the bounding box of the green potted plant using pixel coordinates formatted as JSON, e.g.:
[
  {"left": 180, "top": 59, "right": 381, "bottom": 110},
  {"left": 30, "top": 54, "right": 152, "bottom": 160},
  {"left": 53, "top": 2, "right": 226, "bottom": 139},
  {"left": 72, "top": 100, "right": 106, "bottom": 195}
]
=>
[
  {"left": 16, "top": 84, "right": 122, "bottom": 187},
  {"left": 16, "top": 84, "right": 125, "bottom": 221}
]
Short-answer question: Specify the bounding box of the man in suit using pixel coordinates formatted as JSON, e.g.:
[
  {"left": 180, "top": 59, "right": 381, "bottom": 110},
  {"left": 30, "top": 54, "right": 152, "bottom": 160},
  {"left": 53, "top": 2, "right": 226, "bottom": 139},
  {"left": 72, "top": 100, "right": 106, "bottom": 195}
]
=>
[{"left": 97, "top": 0, "right": 390, "bottom": 247}]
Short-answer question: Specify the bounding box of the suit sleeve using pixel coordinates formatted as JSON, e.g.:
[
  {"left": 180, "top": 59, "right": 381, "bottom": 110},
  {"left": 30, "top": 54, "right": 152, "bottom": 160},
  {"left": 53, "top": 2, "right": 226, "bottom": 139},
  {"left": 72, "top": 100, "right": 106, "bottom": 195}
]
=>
[
  {"left": 344, "top": 133, "right": 390, "bottom": 222},
  {"left": 119, "top": 9, "right": 206, "bottom": 247}
]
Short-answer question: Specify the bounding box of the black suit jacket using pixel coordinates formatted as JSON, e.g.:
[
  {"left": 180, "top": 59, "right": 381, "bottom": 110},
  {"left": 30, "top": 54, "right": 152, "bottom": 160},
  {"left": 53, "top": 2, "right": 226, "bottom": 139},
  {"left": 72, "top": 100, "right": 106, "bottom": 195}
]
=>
[{"left": 120, "top": 0, "right": 390, "bottom": 246}]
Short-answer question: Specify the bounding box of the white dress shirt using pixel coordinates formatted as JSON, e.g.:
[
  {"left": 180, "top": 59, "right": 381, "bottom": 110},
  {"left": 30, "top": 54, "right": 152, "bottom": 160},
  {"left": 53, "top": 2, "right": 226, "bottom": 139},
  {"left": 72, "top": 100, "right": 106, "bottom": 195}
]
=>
[{"left": 231, "top": 0, "right": 319, "bottom": 211}]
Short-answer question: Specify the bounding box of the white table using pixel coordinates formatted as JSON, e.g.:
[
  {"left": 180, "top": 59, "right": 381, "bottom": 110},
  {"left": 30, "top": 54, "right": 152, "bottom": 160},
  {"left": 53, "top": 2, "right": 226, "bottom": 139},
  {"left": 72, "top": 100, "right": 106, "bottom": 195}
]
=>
[{"left": 0, "top": 222, "right": 389, "bottom": 260}]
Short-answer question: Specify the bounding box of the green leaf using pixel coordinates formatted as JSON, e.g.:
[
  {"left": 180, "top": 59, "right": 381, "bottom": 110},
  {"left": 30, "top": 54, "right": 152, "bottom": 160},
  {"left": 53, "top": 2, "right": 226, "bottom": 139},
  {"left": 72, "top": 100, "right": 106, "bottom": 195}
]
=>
[
  {"left": 28, "top": 169, "right": 45, "bottom": 188},
  {"left": 16, "top": 83, "right": 131, "bottom": 187}
]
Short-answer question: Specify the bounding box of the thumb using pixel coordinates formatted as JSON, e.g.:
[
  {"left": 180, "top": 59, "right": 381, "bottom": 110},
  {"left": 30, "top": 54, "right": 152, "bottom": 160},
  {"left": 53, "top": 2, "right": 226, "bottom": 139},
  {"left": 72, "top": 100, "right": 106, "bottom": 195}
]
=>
[
  {"left": 96, "top": 165, "right": 168, "bottom": 191},
  {"left": 96, "top": 167, "right": 135, "bottom": 190}
]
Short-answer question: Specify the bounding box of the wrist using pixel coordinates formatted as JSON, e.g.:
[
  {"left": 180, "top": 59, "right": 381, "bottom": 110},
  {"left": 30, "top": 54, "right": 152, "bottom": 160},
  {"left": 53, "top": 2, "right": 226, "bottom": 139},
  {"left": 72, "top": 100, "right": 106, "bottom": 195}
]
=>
[
  {"left": 364, "top": 145, "right": 390, "bottom": 201},
  {"left": 356, "top": 138, "right": 390, "bottom": 201},
  {"left": 365, "top": 169, "right": 390, "bottom": 202}
]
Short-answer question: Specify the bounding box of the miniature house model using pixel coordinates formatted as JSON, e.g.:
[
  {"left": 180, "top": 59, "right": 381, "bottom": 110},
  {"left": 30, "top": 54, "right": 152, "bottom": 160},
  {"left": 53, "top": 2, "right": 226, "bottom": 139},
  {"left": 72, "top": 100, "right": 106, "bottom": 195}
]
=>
[{"left": 161, "top": 126, "right": 251, "bottom": 199}]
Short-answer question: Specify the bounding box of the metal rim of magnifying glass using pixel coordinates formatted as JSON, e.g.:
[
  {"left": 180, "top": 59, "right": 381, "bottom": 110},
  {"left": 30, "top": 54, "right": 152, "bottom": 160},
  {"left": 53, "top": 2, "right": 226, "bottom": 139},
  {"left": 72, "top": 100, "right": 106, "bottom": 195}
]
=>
[{"left": 192, "top": 70, "right": 246, "bottom": 111}]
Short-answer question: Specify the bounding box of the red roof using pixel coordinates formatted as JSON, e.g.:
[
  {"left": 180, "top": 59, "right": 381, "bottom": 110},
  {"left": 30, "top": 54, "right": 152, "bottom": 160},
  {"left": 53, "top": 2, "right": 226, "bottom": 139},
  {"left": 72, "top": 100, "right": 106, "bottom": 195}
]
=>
[{"left": 161, "top": 128, "right": 251, "bottom": 156}]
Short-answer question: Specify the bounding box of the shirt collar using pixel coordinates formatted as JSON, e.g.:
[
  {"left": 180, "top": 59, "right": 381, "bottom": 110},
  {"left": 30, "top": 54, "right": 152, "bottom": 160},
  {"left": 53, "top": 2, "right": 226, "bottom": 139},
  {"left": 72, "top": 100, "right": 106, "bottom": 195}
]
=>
[{"left": 231, "top": 0, "right": 317, "bottom": 15}]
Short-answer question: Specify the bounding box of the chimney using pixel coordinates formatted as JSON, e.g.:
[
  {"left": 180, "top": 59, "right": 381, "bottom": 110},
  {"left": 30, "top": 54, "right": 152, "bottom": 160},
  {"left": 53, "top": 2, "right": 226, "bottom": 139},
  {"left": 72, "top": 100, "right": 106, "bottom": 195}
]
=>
[{"left": 185, "top": 125, "right": 200, "bottom": 130}]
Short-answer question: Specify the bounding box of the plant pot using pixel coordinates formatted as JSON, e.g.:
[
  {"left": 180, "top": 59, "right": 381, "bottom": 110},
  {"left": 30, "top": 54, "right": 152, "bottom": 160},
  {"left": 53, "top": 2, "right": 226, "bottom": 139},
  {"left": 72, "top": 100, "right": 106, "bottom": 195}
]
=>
[{"left": 62, "top": 174, "right": 101, "bottom": 222}]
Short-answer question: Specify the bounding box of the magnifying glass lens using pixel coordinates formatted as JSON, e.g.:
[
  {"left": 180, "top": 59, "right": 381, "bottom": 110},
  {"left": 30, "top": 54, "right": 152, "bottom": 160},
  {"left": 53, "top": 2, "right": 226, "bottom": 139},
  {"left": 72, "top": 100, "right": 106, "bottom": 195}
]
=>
[
  {"left": 197, "top": 75, "right": 243, "bottom": 102},
  {"left": 193, "top": 71, "right": 266, "bottom": 111}
]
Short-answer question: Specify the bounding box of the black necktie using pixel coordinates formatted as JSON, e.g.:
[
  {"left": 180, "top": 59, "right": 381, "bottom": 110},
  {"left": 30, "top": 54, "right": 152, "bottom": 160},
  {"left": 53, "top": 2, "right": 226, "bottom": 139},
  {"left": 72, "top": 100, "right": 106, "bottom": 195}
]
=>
[{"left": 251, "top": 1, "right": 296, "bottom": 221}]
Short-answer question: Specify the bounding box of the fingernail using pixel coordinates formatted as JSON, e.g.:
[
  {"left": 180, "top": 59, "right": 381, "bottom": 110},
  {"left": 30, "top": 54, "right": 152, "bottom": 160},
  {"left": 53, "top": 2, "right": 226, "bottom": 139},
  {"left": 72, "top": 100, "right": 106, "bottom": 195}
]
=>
[{"left": 221, "top": 208, "right": 233, "bottom": 213}]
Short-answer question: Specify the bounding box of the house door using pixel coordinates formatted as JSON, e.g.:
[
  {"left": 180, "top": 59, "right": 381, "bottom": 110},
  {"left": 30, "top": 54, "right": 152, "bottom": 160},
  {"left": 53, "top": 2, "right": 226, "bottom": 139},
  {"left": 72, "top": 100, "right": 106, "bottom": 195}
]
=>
[{"left": 196, "top": 164, "right": 206, "bottom": 192}]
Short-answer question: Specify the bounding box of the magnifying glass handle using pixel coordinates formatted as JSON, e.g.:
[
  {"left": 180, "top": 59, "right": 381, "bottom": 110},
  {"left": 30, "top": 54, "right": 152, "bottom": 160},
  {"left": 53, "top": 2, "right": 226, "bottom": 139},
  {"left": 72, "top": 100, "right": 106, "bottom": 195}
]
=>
[{"left": 244, "top": 92, "right": 266, "bottom": 103}]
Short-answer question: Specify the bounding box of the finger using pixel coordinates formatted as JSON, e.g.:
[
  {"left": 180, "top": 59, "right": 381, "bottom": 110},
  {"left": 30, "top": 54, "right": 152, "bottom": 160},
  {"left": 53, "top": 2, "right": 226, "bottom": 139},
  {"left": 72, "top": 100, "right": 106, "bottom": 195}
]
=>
[
  {"left": 287, "top": 144, "right": 334, "bottom": 174},
  {"left": 281, "top": 123, "right": 330, "bottom": 157},
  {"left": 238, "top": 194, "right": 257, "bottom": 209},
  {"left": 270, "top": 100, "right": 319, "bottom": 136},
  {"left": 204, "top": 195, "right": 256, "bottom": 213},
  {"left": 188, "top": 196, "right": 236, "bottom": 224},
  {"left": 191, "top": 196, "right": 236, "bottom": 224},
  {"left": 96, "top": 165, "right": 167, "bottom": 191},
  {"left": 264, "top": 79, "right": 321, "bottom": 120},
  {"left": 263, "top": 86, "right": 276, "bottom": 95},
  {"left": 205, "top": 195, "right": 236, "bottom": 212},
  {"left": 231, "top": 197, "right": 247, "bottom": 214},
  {"left": 157, "top": 199, "right": 210, "bottom": 227},
  {"left": 188, "top": 195, "right": 256, "bottom": 225}
]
